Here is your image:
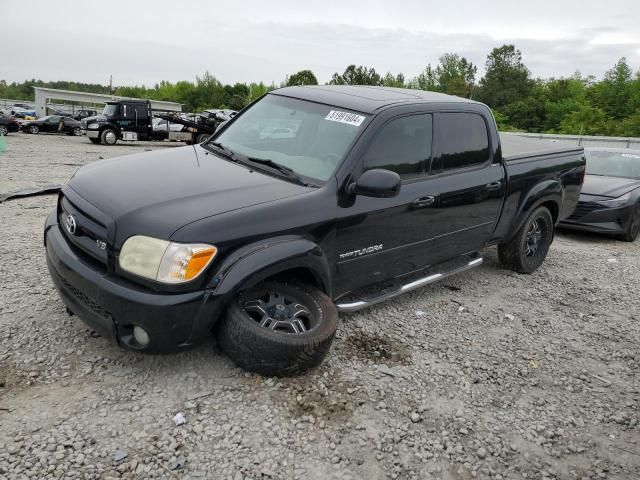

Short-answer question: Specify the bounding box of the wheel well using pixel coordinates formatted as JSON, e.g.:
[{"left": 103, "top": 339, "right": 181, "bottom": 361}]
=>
[
  {"left": 541, "top": 200, "right": 559, "bottom": 224},
  {"left": 267, "top": 267, "right": 327, "bottom": 294}
]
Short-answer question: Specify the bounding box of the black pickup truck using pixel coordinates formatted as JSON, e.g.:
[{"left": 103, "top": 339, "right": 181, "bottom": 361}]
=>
[{"left": 45, "top": 86, "right": 585, "bottom": 375}]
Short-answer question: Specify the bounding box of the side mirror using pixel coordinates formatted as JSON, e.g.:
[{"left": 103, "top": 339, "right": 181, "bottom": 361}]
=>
[{"left": 348, "top": 169, "right": 401, "bottom": 198}]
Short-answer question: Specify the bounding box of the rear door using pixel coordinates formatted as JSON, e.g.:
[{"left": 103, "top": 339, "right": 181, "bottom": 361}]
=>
[{"left": 427, "top": 111, "right": 505, "bottom": 255}]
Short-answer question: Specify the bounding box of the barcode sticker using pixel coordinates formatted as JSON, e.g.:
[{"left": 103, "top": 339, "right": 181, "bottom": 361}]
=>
[{"left": 325, "top": 110, "right": 366, "bottom": 126}]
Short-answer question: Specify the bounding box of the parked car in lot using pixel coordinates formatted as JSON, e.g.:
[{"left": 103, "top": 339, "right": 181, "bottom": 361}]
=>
[
  {"left": 152, "top": 117, "right": 185, "bottom": 132},
  {"left": 559, "top": 147, "right": 640, "bottom": 241},
  {"left": 21, "top": 115, "right": 82, "bottom": 136},
  {"left": 44, "top": 86, "right": 585, "bottom": 376},
  {"left": 0, "top": 115, "right": 21, "bottom": 135},
  {"left": 73, "top": 109, "right": 97, "bottom": 121},
  {"left": 11, "top": 106, "right": 38, "bottom": 118}
]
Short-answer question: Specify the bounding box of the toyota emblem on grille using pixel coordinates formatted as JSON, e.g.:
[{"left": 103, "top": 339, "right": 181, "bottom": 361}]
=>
[{"left": 65, "top": 214, "right": 77, "bottom": 235}]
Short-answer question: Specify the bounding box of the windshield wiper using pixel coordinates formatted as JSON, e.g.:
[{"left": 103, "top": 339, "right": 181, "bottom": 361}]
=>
[
  {"left": 246, "top": 157, "right": 313, "bottom": 187},
  {"left": 208, "top": 141, "right": 241, "bottom": 162}
]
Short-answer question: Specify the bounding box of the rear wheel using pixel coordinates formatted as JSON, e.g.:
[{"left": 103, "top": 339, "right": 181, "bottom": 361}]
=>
[
  {"left": 216, "top": 281, "right": 337, "bottom": 376},
  {"left": 29, "top": 125, "right": 39, "bottom": 134},
  {"left": 498, "top": 206, "right": 554, "bottom": 273},
  {"left": 100, "top": 128, "right": 118, "bottom": 145},
  {"left": 620, "top": 204, "right": 640, "bottom": 242},
  {"left": 0, "top": 125, "right": 7, "bottom": 136}
]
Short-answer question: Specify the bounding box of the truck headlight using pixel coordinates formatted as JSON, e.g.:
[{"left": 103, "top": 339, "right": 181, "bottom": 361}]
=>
[
  {"left": 87, "top": 123, "right": 100, "bottom": 130},
  {"left": 596, "top": 192, "right": 631, "bottom": 208},
  {"left": 119, "top": 235, "right": 217, "bottom": 284}
]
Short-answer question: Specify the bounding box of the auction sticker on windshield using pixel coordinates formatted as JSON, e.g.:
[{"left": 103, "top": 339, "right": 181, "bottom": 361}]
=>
[{"left": 325, "top": 110, "right": 366, "bottom": 127}]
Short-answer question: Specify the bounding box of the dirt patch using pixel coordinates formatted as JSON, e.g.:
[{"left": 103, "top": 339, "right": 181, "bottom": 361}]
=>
[
  {"left": 280, "top": 374, "right": 366, "bottom": 423},
  {"left": 339, "top": 331, "right": 412, "bottom": 366},
  {"left": 0, "top": 360, "right": 40, "bottom": 390}
]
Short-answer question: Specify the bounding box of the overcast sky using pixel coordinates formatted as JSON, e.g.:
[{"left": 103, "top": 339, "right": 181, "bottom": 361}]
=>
[{"left": 3, "top": 0, "right": 639, "bottom": 87}]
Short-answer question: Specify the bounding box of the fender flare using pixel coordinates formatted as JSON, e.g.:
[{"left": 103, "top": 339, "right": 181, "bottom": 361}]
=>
[
  {"left": 212, "top": 236, "right": 332, "bottom": 298},
  {"left": 506, "top": 180, "right": 562, "bottom": 242}
]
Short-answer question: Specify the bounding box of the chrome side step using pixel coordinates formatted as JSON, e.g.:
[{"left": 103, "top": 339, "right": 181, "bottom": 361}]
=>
[{"left": 336, "top": 257, "right": 483, "bottom": 313}]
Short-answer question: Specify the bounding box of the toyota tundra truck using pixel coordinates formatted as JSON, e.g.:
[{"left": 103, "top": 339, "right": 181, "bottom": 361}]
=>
[{"left": 45, "top": 86, "right": 586, "bottom": 376}]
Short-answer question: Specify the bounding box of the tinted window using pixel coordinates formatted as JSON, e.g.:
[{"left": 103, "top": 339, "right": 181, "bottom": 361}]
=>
[
  {"left": 136, "top": 103, "right": 148, "bottom": 118},
  {"left": 363, "top": 114, "right": 432, "bottom": 179},
  {"left": 586, "top": 150, "right": 640, "bottom": 179},
  {"left": 438, "top": 113, "right": 490, "bottom": 170}
]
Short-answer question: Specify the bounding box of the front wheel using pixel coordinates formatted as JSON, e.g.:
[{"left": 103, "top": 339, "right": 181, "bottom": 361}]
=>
[
  {"left": 498, "top": 206, "right": 554, "bottom": 274},
  {"left": 100, "top": 128, "right": 118, "bottom": 145},
  {"left": 0, "top": 125, "right": 8, "bottom": 136},
  {"left": 216, "top": 281, "right": 338, "bottom": 376},
  {"left": 620, "top": 204, "right": 640, "bottom": 242},
  {"left": 72, "top": 127, "right": 81, "bottom": 136},
  {"left": 29, "top": 125, "right": 39, "bottom": 134}
]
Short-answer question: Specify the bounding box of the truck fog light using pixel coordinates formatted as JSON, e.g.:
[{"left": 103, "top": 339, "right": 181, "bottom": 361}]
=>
[{"left": 133, "top": 326, "right": 150, "bottom": 346}]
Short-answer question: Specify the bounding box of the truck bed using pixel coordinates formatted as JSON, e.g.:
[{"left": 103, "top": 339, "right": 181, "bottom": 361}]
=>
[{"left": 500, "top": 133, "right": 583, "bottom": 162}]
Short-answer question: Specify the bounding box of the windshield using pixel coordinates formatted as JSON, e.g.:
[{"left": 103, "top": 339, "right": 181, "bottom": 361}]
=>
[
  {"left": 586, "top": 150, "right": 640, "bottom": 180},
  {"left": 211, "top": 95, "right": 367, "bottom": 182},
  {"left": 102, "top": 104, "right": 118, "bottom": 117}
]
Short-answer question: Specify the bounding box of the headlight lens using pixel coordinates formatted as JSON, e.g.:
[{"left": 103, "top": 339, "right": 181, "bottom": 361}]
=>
[
  {"left": 87, "top": 123, "right": 99, "bottom": 130},
  {"left": 119, "top": 235, "right": 217, "bottom": 284},
  {"left": 596, "top": 192, "right": 632, "bottom": 208}
]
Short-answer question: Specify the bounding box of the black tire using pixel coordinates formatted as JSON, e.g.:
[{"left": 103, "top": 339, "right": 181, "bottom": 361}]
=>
[
  {"left": 89, "top": 137, "right": 101, "bottom": 144},
  {"left": 0, "top": 125, "right": 7, "bottom": 136},
  {"left": 216, "top": 281, "right": 337, "bottom": 376},
  {"left": 196, "top": 133, "right": 210, "bottom": 144},
  {"left": 100, "top": 128, "right": 118, "bottom": 145},
  {"left": 29, "top": 125, "right": 39, "bottom": 134},
  {"left": 498, "top": 206, "right": 554, "bottom": 274},
  {"left": 620, "top": 204, "right": 640, "bottom": 242},
  {"left": 72, "top": 127, "right": 81, "bottom": 136}
]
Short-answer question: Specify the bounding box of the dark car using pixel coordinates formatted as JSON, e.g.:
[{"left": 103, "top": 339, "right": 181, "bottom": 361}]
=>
[
  {"left": 0, "top": 115, "right": 21, "bottom": 135},
  {"left": 44, "top": 86, "right": 585, "bottom": 376},
  {"left": 74, "top": 109, "right": 97, "bottom": 121},
  {"left": 559, "top": 148, "right": 640, "bottom": 241},
  {"left": 21, "top": 115, "right": 82, "bottom": 136}
]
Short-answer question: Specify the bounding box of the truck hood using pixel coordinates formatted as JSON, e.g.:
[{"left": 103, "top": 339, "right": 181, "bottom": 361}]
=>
[
  {"left": 67, "top": 145, "right": 310, "bottom": 242},
  {"left": 582, "top": 174, "right": 640, "bottom": 198}
]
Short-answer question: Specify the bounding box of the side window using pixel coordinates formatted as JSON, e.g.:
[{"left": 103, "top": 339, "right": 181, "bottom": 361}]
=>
[
  {"left": 438, "top": 113, "right": 490, "bottom": 170},
  {"left": 363, "top": 114, "right": 432, "bottom": 179},
  {"left": 136, "top": 103, "right": 148, "bottom": 119}
]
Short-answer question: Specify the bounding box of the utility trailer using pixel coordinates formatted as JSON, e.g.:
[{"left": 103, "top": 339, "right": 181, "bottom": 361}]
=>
[{"left": 157, "top": 113, "right": 216, "bottom": 145}]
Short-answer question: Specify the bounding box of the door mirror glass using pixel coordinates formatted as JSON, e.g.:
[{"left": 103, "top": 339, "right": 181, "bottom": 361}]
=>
[{"left": 350, "top": 169, "right": 401, "bottom": 198}]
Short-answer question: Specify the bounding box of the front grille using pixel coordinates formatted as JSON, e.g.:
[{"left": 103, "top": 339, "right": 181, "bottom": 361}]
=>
[
  {"left": 60, "top": 276, "right": 110, "bottom": 319},
  {"left": 59, "top": 194, "right": 110, "bottom": 267},
  {"left": 568, "top": 202, "right": 602, "bottom": 220}
]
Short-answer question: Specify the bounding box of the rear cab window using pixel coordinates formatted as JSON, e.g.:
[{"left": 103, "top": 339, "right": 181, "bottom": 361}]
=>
[{"left": 433, "top": 112, "right": 491, "bottom": 172}]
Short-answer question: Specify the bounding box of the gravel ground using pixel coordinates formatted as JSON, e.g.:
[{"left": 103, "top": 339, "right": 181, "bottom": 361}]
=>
[{"left": 0, "top": 134, "right": 639, "bottom": 480}]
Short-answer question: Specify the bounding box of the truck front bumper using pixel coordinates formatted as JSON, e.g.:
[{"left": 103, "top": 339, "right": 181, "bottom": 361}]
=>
[
  {"left": 44, "top": 211, "right": 227, "bottom": 353},
  {"left": 84, "top": 130, "right": 99, "bottom": 138}
]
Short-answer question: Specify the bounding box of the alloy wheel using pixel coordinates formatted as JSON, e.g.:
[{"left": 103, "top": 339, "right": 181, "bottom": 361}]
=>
[
  {"left": 524, "top": 218, "right": 545, "bottom": 257},
  {"left": 242, "top": 290, "right": 318, "bottom": 334}
]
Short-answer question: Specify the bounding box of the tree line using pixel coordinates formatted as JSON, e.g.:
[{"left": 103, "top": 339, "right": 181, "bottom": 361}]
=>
[{"left": 1, "top": 44, "right": 639, "bottom": 136}]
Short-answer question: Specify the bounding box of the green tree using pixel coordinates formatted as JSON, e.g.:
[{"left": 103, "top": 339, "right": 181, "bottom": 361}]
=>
[
  {"left": 588, "top": 58, "right": 634, "bottom": 119},
  {"left": 477, "top": 44, "right": 533, "bottom": 108},
  {"left": 558, "top": 105, "right": 613, "bottom": 135},
  {"left": 285, "top": 70, "right": 318, "bottom": 86},
  {"left": 329, "top": 65, "right": 383, "bottom": 86},
  {"left": 382, "top": 72, "right": 406, "bottom": 88}
]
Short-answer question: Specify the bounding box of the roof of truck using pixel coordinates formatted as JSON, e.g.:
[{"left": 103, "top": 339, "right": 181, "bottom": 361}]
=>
[{"left": 271, "top": 85, "right": 480, "bottom": 114}]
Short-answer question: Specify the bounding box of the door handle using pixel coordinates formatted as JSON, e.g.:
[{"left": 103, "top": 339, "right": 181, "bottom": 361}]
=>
[
  {"left": 411, "top": 195, "right": 436, "bottom": 208},
  {"left": 486, "top": 181, "right": 502, "bottom": 191}
]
